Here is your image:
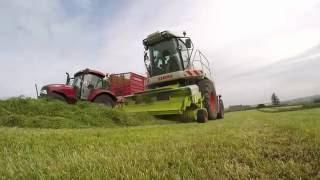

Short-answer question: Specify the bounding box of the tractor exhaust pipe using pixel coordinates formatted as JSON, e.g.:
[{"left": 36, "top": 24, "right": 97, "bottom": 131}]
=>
[{"left": 35, "top": 83, "right": 39, "bottom": 98}]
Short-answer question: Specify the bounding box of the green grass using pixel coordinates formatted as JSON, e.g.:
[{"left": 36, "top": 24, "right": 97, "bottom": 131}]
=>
[{"left": 0, "top": 100, "right": 319, "bottom": 179}]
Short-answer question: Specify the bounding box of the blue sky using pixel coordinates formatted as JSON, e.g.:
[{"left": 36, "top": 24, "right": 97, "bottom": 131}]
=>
[{"left": 1, "top": 0, "right": 320, "bottom": 105}]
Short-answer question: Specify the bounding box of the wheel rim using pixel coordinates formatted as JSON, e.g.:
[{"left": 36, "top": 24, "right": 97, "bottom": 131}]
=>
[
  {"left": 221, "top": 106, "right": 224, "bottom": 117},
  {"left": 210, "top": 93, "right": 216, "bottom": 112},
  {"left": 204, "top": 111, "right": 208, "bottom": 122},
  {"left": 220, "top": 104, "right": 224, "bottom": 117}
]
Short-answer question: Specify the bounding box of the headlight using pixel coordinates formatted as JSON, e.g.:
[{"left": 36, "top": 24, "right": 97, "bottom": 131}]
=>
[{"left": 40, "top": 89, "right": 47, "bottom": 95}]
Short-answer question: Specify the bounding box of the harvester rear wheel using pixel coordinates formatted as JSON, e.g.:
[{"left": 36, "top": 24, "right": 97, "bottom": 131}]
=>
[
  {"left": 198, "top": 79, "right": 217, "bottom": 120},
  {"left": 217, "top": 99, "right": 224, "bottom": 119},
  {"left": 93, "top": 94, "right": 115, "bottom": 108}
]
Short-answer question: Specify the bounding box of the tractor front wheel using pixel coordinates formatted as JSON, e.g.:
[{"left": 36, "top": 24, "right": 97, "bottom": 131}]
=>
[
  {"left": 217, "top": 99, "right": 224, "bottom": 119},
  {"left": 93, "top": 94, "right": 115, "bottom": 108},
  {"left": 48, "top": 93, "right": 66, "bottom": 102}
]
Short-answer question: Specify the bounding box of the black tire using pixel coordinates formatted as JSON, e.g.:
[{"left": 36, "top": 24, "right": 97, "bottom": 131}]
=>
[
  {"left": 217, "top": 99, "right": 224, "bottom": 119},
  {"left": 180, "top": 108, "right": 196, "bottom": 122},
  {"left": 198, "top": 79, "right": 218, "bottom": 120},
  {"left": 180, "top": 112, "right": 193, "bottom": 122},
  {"left": 197, "top": 109, "right": 208, "bottom": 123},
  {"left": 48, "top": 93, "right": 66, "bottom": 102},
  {"left": 93, "top": 94, "right": 115, "bottom": 108}
]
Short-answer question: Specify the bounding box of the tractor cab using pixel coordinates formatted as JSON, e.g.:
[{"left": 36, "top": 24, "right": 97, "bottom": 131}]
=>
[
  {"left": 68, "top": 69, "right": 107, "bottom": 100},
  {"left": 143, "top": 31, "right": 193, "bottom": 77}
]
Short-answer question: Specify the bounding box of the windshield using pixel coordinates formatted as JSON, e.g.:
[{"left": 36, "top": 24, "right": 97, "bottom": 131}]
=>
[
  {"left": 72, "top": 73, "right": 104, "bottom": 99},
  {"left": 82, "top": 74, "right": 103, "bottom": 89},
  {"left": 72, "top": 74, "right": 103, "bottom": 88},
  {"left": 145, "top": 39, "right": 183, "bottom": 77},
  {"left": 177, "top": 39, "right": 190, "bottom": 69},
  {"left": 72, "top": 75, "right": 82, "bottom": 89}
]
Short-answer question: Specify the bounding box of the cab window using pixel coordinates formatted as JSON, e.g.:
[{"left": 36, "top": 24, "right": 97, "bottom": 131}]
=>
[{"left": 178, "top": 39, "right": 190, "bottom": 69}]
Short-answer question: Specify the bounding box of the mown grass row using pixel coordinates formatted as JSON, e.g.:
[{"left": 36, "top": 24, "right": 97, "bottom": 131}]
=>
[
  {"left": 258, "top": 103, "right": 320, "bottom": 113},
  {"left": 0, "top": 98, "right": 171, "bottom": 128},
  {"left": 0, "top": 107, "right": 319, "bottom": 179}
]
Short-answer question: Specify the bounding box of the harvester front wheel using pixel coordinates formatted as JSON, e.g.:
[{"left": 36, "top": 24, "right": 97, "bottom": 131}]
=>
[
  {"left": 217, "top": 99, "right": 224, "bottom": 119},
  {"left": 197, "top": 109, "right": 208, "bottom": 123},
  {"left": 93, "top": 94, "right": 115, "bottom": 108},
  {"left": 198, "top": 79, "right": 218, "bottom": 120}
]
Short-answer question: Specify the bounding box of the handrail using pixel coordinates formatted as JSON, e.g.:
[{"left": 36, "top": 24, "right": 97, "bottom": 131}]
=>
[{"left": 190, "top": 50, "right": 212, "bottom": 78}]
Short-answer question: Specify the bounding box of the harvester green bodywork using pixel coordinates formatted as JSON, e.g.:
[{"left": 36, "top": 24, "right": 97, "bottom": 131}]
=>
[{"left": 121, "top": 31, "right": 223, "bottom": 122}]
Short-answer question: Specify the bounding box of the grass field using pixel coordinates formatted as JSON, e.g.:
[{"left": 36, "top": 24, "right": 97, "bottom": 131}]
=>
[{"left": 0, "top": 99, "right": 319, "bottom": 179}]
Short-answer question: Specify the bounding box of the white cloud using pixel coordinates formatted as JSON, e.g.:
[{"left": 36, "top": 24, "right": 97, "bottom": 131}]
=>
[
  {"left": 0, "top": 0, "right": 320, "bottom": 106},
  {"left": 95, "top": 0, "right": 320, "bottom": 105},
  {"left": 0, "top": 0, "right": 102, "bottom": 97}
]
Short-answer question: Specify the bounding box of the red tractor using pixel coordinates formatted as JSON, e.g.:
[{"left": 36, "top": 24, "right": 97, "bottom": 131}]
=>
[{"left": 39, "top": 68, "right": 146, "bottom": 107}]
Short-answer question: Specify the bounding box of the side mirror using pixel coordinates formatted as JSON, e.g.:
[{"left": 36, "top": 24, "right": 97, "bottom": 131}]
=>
[
  {"left": 185, "top": 38, "right": 192, "bottom": 48},
  {"left": 144, "top": 51, "right": 149, "bottom": 62},
  {"left": 66, "top": 72, "right": 70, "bottom": 85}
]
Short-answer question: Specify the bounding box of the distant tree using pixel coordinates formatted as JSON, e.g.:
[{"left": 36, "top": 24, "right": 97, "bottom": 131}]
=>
[
  {"left": 271, "top": 93, "right": 280, "bottom": 105},
  {"left": 314, "top": 98, "right": 320, "bottom": 104},
  {"left": 257, "top": 104, "right": 266, "bottom": 108}
]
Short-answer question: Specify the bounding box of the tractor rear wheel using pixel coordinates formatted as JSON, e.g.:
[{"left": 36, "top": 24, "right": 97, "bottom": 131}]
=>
[
  {"left": 93, "top": 94, "right": 115, "bottom": 108},
  {"left": 217, "top": 99, "right": 224, "bottom": 119},
  {"left": 198, "top": 79, "right": 217, "bottom": 120}
]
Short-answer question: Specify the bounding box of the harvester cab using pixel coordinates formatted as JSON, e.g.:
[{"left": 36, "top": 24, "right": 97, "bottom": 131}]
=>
[
  {"left": 124, "top": 31, "right": 224, "bottom": 123},
  {"left": 143, "top": 31, "right": 212, "bottom": 87}
]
